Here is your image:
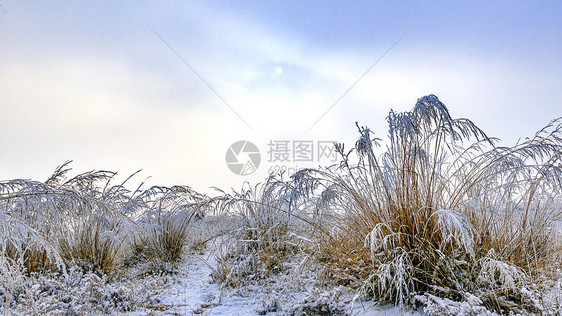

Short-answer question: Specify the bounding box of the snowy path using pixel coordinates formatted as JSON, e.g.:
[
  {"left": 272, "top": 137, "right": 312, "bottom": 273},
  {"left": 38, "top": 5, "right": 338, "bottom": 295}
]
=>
[
  {"left": 130, "top": 251, "right": 421, "bottom": 316},
  {"left": 143, "top": 253, "right": 263, "bottom": 315}
]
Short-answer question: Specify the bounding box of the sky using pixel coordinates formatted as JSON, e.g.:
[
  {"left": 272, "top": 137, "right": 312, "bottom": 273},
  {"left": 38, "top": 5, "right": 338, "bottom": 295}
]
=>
[{"left": 1, "top": 1, "right": 561, "bottom": 193}]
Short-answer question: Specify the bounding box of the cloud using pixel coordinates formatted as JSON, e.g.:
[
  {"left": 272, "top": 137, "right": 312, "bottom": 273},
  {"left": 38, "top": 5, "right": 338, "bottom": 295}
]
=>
[{"left": 1, "top": 1, "right": 560, "bottom": 192}]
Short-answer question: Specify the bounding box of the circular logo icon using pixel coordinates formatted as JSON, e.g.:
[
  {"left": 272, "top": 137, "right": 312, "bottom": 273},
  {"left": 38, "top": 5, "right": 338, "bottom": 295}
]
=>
[{"left": 225, "top": 140, "right": 261, "bottom": 175}]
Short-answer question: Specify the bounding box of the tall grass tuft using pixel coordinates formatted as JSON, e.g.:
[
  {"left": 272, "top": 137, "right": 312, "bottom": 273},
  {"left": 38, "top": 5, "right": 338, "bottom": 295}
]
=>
[
  {"left": 0, "top": 162, "right": 143, "bottom": 275},
  {"left": 58, "top": 215, "right": 121, "bottom": 275},
  {"left": 128, "top": 185, "right": 207, "bottom": 274},
  {"left": 210, "top": 175, "right": 314, "bottom": 287},
  {"left": 297, "top": 95, "right": 562, "bottom": 312}
]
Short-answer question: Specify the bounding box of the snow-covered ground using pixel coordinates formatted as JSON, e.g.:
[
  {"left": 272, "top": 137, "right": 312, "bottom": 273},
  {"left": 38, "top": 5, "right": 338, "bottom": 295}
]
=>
[
  {"left": 3, "top": 225, "right": 561, "bottom": 315},
  {"left": 2, "top": 214, "right": 561, "bottom": 315},
  {"left": 137, "top": 251, "right": 264, "bottom": 315},
  {"left": 128, "top": 250, "right": 421, "bottom": 316},
  {"left": 5, "top": 219, "right": 560, "bottom": 315}
]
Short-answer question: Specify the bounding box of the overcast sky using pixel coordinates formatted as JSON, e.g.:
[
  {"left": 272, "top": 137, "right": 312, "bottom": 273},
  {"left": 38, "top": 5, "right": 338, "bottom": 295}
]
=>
[{"left": 1, "top": 1, "right": 561, "bottom": 192}]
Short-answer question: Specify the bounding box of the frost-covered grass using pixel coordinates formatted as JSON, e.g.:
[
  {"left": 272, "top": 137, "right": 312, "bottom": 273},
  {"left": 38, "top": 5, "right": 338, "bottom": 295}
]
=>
[
  {"left": 292, "top": 95, "right": 562, "bottom": 314},
  {"left": 208, "top": 176, "right": 315, "bottom": 288},
  {"left": 0, "top": 162, "right": 208, "bottom": 312},
  {"left": 1, "top": 95, "right": 562, "bottom": 314}
]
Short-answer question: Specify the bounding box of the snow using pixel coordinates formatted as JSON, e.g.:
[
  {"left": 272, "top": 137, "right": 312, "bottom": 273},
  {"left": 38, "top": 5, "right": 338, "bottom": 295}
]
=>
[
  {"left": 2, "top": 214, "right": 560, "bottom": 315},
  {"left": 2, "top": 217, "right": 560, "bottom": 315},
  {"left": 133, "top": 252, "right": 264, "bottom": 315},
  {"left": 121, "top": 251, "right": 424, "bottom": 316},
  {"left": 2, "top": 235, "right": 560, "bottom": 315},
  {"left": 414, "top": 293, "right": 494, "bottom": 316}
]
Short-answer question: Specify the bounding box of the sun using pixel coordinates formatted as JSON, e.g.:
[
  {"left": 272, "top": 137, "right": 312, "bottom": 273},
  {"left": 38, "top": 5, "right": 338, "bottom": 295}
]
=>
[{"left": 275, "top": 67, "right": 283, "bottom": 74}]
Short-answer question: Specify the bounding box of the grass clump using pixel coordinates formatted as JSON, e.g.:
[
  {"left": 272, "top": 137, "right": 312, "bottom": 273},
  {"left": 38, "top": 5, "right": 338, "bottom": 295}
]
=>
[
  {"left": 0, "top": 162, "right": 207, "bottom": 278},
  {"left": 127, "top": 185, "right": 207, "bottom": 274},
  {"left": 210, "top": 176, "right": 312, "bottom": 287},
  {"left": 297, "top": 95, "right": 562, "bottom": 313},
  {"left": 58, "top": 215, "right": 121, "bottom": 276},
  {"left": 0, "top": 162, "right": 126, "bottom": 275}
]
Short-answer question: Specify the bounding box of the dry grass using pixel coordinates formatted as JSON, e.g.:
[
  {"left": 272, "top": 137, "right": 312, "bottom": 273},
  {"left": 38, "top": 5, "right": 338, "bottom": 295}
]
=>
[
  {"left": 0, "top": 162, "right": 208, "bottom": 278},
  {"left": 126, "top": 185, "right": 207, "bottom": 274},
  {"left": 210, "top": 177, "right": 313, "bottom": 287},
  {"left": 0, "top": 161, "right": 136, "bottom": 276},
  {"left": 295, "top": 95, "right": 562, "bottom": 313},
  {"left": 58, "top": 216, "right": 121, "bottom": 275},
  {"left": 206, "top": 95, "right": 562, "bottom": 313},
  {"left": 131, "top": 210, "right": 195, "bottom": 273}
]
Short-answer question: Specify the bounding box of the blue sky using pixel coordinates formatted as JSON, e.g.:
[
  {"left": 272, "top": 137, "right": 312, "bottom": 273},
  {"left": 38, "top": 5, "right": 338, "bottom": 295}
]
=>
[{"left": 1, "top": 1, "right": 561, "bottom": 192}]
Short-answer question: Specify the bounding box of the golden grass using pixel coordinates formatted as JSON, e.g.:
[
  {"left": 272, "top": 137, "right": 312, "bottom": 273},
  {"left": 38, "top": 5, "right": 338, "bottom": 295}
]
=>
[{"left": 296, "top": 95, "right": 562, "bottom": 312}]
